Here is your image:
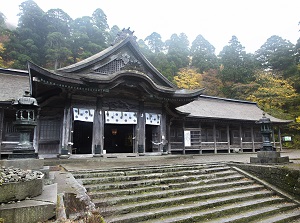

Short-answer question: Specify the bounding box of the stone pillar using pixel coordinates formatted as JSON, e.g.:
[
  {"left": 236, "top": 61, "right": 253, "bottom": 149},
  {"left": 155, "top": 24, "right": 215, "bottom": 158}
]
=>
[{"left": 93, "top": 97, "right": 104, "bottom": 157}]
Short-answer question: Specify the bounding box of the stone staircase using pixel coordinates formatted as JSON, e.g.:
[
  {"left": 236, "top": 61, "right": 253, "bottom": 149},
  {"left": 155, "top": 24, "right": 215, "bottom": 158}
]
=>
[{"left": 72, "top": 163, "right": 300, "bottom": 223}]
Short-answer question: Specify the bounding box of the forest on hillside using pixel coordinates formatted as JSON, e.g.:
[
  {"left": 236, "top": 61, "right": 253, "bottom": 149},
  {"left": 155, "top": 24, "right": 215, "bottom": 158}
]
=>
[{"left": 0, "top": 0, "right": 300, "bottom": 147}]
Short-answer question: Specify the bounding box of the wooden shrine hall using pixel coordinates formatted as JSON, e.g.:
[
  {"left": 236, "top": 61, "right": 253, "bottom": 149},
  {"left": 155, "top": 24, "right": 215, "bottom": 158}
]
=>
[{"left": 0, "top": 29, "right": 290, "bottom": 158}]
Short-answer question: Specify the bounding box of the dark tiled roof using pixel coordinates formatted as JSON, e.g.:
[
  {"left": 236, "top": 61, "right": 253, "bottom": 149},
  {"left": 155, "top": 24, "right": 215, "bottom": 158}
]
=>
[
  {"left": 177, "top": 95, "right": 290, "bottom": 123},
  {"left": 0, "top": 70, "right": 30, "bottom": 102}
]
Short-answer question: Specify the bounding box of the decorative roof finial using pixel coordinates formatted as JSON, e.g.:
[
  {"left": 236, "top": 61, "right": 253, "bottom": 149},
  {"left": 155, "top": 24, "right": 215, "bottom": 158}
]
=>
[{"left": 111, "top": 27, "right": 136, "bottom": 46}]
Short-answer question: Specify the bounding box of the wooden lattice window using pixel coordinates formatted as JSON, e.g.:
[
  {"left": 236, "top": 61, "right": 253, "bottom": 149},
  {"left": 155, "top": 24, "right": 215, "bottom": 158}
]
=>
[
  {"left": 39, "top": 119, "right": 61, "bottom": 140},
  {"left": 94, "top": 60, "right": 125, "bottom": 74}
]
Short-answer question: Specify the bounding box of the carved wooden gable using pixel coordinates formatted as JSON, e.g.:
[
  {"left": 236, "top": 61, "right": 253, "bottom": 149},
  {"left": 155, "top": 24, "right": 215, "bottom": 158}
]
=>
[{"left": 92, "top": 50, "right": 146, "bottom": 75}]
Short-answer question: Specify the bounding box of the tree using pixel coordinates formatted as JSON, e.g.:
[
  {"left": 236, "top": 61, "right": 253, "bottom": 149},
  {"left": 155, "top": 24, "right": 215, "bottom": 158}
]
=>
[
  {"left": 174, "top": 68, "right": 202, "bottom": 89},
  {"left": 218, "top": 36, "right": 256, "bottom": 98},
  {"left": 190, "top": 34, "right": 218, "bottom": 73},
  {"left": 166, "top": 33, "right": 190, "bottom": 72},
  {"left": 219, "top": 35, "right": 255, "bottom": 84},
  {"left": 108, "top": 25, "right": 121, "bottom": 44},
  {"left": 255, "top": 35, "right": 296, "bottom": 77},
  {"left": 46, "top": 8, "right": 72, "bottom": 37},
  {"left": 247, "top": 71, "right": 298, "bottom": 118},
  {"left": 144, "top": 32, "right": 164, "bottom": 53},
  {"left": 45, "top": 32, "right": 71, "bottom": 69},
  {"left": 201, "top": 69, "right": 224, "bottom": 97}
]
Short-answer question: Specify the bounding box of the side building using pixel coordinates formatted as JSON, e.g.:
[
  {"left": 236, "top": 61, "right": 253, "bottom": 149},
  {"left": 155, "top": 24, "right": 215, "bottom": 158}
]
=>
[{"left": 0, "top": 30, "right": 290, "bottom": 158}]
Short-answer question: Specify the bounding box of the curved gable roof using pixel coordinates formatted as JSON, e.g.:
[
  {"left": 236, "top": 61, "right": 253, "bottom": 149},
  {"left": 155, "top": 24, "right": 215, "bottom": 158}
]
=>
[{"left": 57, "top": 36, "right": 175, "bottom": 89}]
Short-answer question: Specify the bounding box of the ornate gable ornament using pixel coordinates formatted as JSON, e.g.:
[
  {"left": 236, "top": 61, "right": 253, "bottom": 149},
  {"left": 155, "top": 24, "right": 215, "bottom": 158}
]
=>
[
  {"left": 93, "top": 52, "right": 145, "bottom": 74},
  {"left": 111, "top": 27, "right": 137, "bottom": 46}
]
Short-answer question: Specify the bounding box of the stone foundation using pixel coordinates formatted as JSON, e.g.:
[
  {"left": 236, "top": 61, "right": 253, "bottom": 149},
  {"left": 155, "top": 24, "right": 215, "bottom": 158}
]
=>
[{"left": 250, "top": 151, "right": 289, "bottom": 164}]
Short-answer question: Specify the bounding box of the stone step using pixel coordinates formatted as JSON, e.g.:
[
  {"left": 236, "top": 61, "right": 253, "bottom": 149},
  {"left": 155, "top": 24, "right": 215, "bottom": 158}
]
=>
[
  {"left": 252, "top": 207, "right": 300, "bottom": 223},
  {"left": 94, "top": 184, "right": 267, "bottom": 207},
  {"left": 84, "top": 170, "right": 238, "bottom": 192},
  {"left": 204, "top": 203, "right": 299, "bottom": 223},
  {"left": 108, "top": 195, "right": 284, "bottom": 223},
  {"left": 73, "top": 163, "right": 226, "bottom": 178},
  {"left": 89, "top": 178, "right": 254, "bottom": 199},
  {"left": 102, "top": 189, "right": 274, "bottom": 218},
  {"left": 0, "top": 183, "right": 57, "bottom": 223},
  {"left": 79, "top": 166, "right": 232, "bottom": 185}
]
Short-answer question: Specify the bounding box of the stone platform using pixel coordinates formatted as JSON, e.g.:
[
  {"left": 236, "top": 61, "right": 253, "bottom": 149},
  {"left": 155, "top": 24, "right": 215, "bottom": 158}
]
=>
[{"left": 250, "top": 151, "right": 290, "bottom": 164}]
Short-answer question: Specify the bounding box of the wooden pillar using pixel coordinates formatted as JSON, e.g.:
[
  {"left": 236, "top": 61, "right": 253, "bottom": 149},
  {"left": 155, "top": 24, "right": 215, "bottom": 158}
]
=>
[
  {"left": 93, "top": 97, "right": 104, "bottom": 156},
  {"left": 272, "top": 128, "right": 276, "bottom": 148},
  {"left": 0, "top": 108, "right": 4, "bottom": 159},
  {"left": 213, "top": 123, "right": 217, "bottom": 154},
  {"left": 251, "top": 125, "right": 255, "bottom": 152},
  {"left": 160, "top": 106, "right": 167, "bottom": 154},
  {"left": 61, "top": 95, "right": 72, "bottom": 152},
  {"left": 199, "top": 122, "right": 202, "bottom": 154},
  {"left": 227, "top": 124, "right": 230, "bottom": 153},
  {"left": 182, "top": 119, "right": 185, "bottom": 155},
  {"left": 137, "top": 100, "right": 145, "bottom": 154},
  {"left": 239, "top": 125, "right": 243, "bottom": 152},
  {"left": 33, "top": 109, "right": 40, "bottom": 153},
  {"left": 278, "top": 127, "right": 282, "bottom": 151}
]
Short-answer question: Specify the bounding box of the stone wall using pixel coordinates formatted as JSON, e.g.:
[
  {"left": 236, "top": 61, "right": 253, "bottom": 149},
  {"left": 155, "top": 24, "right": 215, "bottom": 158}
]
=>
[{"left": 232, "top": 164, "right": 300, "bottom": 200}]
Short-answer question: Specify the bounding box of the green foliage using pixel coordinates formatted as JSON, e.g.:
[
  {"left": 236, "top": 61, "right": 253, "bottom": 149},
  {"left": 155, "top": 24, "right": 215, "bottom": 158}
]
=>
[
  {"left": 191, "top": 34, "right": 218, "bottom": 73},
  {"left": 255, "top": 35, "right": 296, "bottom": 77},
  {"left": 174, "top": 68, "right": 202, "bottom": 89},
  {"left": 144, "top": 32, "right": 164, "bottom": 53}
]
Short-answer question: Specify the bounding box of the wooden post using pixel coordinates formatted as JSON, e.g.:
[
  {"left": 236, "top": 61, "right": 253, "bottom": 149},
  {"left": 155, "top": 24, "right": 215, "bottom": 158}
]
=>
[
  {"left": 160, "top": 106, "right": 167, "bottom": 154},
  {"left": 251, "top": 125, "right": 255, "bottom": 152},
  {"left": 61, "top": 95, "right": 72, "bottom": 152},
  {"left": 213, "top": 123, "right": 217, "bottom": 154},
  {"left": 199, "top": 122, "right": 202, "bottom": 154},
  {"left": 227, "top": 124, "right": 230, "bottom": 153},
  {"left": 0, "top": 108, "right": 4, "bottom": 159},
  {"left": 93, "top": 97, "right": 104, "bottom": 156},
  {"left": 182, "top": 119, "right": 185, "bottom": 155},
  {"left": 137, "top": 100, "right": 145, "bottom": 154},
  {"left": 33, "top": 108, "right": 40, "bottom": 153},
  {"left": 239, "top": 125, "right": 243, "bottom": 152},
  {"left": 278, "top": 127, "right": 282, "bottom": 151},
  {"left": 272, "top": 128, "right": 276, "bottom": 148}
]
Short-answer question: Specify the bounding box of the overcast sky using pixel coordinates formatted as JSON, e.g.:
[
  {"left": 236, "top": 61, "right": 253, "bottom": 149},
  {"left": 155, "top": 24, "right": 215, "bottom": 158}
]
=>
[{"left": 1, "top": 0, "right": 300, "bottom": 54}]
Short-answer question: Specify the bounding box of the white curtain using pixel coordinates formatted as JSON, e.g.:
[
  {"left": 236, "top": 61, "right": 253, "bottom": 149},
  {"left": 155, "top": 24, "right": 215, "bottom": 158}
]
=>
[{"left": 73, "top": 108, "right": 94, "bottom": 122}]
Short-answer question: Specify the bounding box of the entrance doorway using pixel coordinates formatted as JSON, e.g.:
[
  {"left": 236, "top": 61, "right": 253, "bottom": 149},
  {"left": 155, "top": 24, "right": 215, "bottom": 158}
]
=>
[
  {"left": 73, "top": 121, "right": 93, "bottom": 154},
  {"left": 104, "top": 124, "right": 134, "bottom": 153},
  {"left": 145, "top": 125, "right": 160, "bottom": 152}
]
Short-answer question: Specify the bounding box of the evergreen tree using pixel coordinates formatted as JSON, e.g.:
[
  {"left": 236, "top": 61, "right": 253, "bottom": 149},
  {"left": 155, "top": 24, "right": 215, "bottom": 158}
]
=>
[{"left": 190, "top": 34, "right": 218, "bottom": 73}]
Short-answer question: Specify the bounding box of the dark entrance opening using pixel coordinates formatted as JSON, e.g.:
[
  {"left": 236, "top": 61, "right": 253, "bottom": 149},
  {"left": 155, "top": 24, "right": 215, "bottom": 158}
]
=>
[
  {"left": 104, "top": 124, "right": 134, "bottom": 153},
  {"left": 73, "top": 121, "right": 93, "bottom": 154},
  {"left": 145, "top": 125, "right": 160, "bottom": 152}
]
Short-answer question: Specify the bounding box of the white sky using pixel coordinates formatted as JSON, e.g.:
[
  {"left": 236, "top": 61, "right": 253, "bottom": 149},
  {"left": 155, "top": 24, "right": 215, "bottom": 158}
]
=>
[{"left": 1, "top": 0, "right": 300, "bottom": 54}]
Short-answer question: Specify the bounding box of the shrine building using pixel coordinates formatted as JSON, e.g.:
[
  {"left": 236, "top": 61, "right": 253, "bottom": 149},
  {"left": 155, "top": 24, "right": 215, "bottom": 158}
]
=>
[{"left": 0, "top": 30, "right": 289, "bottom": 158}]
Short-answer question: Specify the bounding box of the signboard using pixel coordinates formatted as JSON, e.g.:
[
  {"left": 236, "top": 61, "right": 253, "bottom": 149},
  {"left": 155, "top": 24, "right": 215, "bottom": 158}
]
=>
[
  {"left": 184, "top": 130, "right": 191, "bottom": 147},
  {"left": 282, "top": 136, "right": 292, "bottom": 142}
]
